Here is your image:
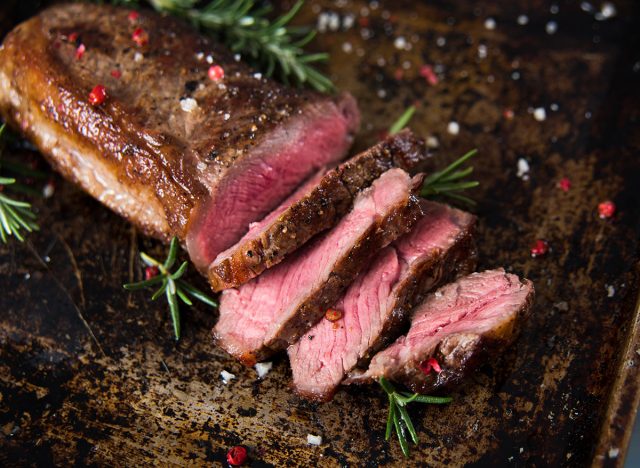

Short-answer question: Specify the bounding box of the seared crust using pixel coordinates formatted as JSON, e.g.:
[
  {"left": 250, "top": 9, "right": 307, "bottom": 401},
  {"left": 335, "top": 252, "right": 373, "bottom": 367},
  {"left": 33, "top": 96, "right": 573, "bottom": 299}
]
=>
[
  {"left": 0, "top": 3, "right": 348, "bottom": 239},
  {"left": 351, "top": 279, "right": 535, "bottom": 394},
  {"left": 357, "top": 225, "right": 478, "bottom": 369},
  {"left": 232, "top": 182, "right": 425, "bottom": 364},
  {"left": 208, "top": 130, "right": 428, "bottom": 291}
]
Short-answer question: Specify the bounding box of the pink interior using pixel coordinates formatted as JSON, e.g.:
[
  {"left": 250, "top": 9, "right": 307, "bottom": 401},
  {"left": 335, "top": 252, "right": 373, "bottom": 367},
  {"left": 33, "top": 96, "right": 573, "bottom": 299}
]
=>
[
  {"left": 186, "top": 97, "right": 359, "bottom": 270},
  {"left": 363, "top": 269, "right": 532, "bottom": 378},
  {"left": 289, "top": 202, "right": 474, "bottom": 396},
  {"left": 215, "top": 169, "right": 412, "bottom": 358},
  {"left": 210, "top": 168, "right": 326, "bottom": 269}
]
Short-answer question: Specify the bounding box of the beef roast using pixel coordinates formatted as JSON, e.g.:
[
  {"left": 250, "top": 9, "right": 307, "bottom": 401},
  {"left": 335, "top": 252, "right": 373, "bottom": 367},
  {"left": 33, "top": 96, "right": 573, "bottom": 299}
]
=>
[
  {"left": 0, "top": 4, "right": 359, "bottom": 269},
  {"left": 345, "top": 269, "right": 534, "bottom": 393},
  {"left": 208, "top": 130, "right": 429, "bottom": 292},
  {"left": 288, "top": 201, "right": 477, "bottom": 401},
  {"left": 214, "top": 168, "right": 423, "bottom": 365}
]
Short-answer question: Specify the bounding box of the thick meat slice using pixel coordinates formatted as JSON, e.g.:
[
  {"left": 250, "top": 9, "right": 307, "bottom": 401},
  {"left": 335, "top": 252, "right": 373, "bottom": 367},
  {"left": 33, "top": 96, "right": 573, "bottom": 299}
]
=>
[
  {"left": 214, "top": 168, "right": 423, "bottom": 365},
  {"left": 345, "top": 269, "right": 534, "bottom": 393},
  {"left": 0, "top": 4, "right": 359, "bottom": 269},
  {"left": 208, "top": 130, "right": 429, "bottom": 291},
  {"left": 288, "top": 201, "right": 477, "bottom": 401}
]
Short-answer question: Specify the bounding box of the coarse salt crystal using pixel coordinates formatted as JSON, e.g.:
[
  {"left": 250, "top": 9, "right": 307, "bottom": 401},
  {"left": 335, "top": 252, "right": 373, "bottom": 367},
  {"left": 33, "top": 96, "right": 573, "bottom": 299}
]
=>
[
  {"left": 606, "top": 285, "right": 615, "bottom": 297},
  {"left": 195, "top": 52, "right": 204, "bottom": 60},
  {"left": 517, "top": 158, "right": 530, "bottom": 179},
  {"left": 484, "top": 18, "right": 496, "bottom": 30},
  {"left": 550, "top": 103, "right": 559, "bottom": 111},
  {"left": 581, "top": 2, "right": 594, "bottom": 12},
  {"left": 206, "top": 55, "right": 214, "bottom": 64},
  {"left": 220, "top": 370, "right": 236, "bottom": 384},
  {"left": 42, "top": 182, "right": 55, "bottom": 198},
  {"left": 180, "top": 98, "right": 198, "bottom": 112},
  {"left": 426, "top": 135, "right": 439, "bottom": 148},
  {"left": 328, "top": 12, "right": 340, "bottom": 31},
  {"left": 478, "top": 44, "right": 488, "bottom": 59},
  {"left": 546, "top": 21, "right": 558, "bottom": 34},
  {"left": 307, "top": 434, "right": 323, "bottom": 446},
  {"left": 517, "top": 14, "right": 529, "bottom": 25},
  {"left": 435, "top": 291, "right": 443, "bottom": 297},
  {"left": 534, "top": 107, "right": 547, "bottom": 121},
  {"left": 343, "top": 14, "right": 355, "bottom": 29},
  {"left": 599, "top": 2, "right": 617, "bottom": 19},
  {"left": 223, "top": 113, "right": 230, "bottom": 121},
  {"left": 254, "top": 361, "right": 273, "bottom": 379},
  {"left": 394, "top": 36, "right": 407, "bottom": 50},
  {"left": 608, "top": 448, "right": 619, "bottom": 458},
  {"left": 234, "top": 54, "right": 241, "bottom": 62},
  {"left": 253, "top": 72, "right": 262, "bottom": 79},
  {"left": 134, "top": 52, "right": 143, "bottom": 62},
  {"left": 436, "top": 37, "right": 446, "bottom": 47},
  {"left": 447, "top": 121, "right": 460, "bottom": 135},
  {"left": 342, "top": 42, "right": 353, "bottom": 53},
  {"left": 550, "top": 4, "right": 559, "bottom": 14}
]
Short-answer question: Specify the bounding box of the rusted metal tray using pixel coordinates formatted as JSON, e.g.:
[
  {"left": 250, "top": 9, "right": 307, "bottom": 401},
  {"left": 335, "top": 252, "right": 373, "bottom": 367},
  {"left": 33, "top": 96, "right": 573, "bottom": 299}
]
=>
[{"left": 1, "top": 0, "right": 639, "bottom": 466}]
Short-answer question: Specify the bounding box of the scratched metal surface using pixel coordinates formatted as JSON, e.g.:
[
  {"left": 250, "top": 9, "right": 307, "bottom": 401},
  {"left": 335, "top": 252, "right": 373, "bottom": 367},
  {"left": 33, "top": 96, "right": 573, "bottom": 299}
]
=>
[{"left": 1, "top": 0, "right": 639, "bottom": 466}]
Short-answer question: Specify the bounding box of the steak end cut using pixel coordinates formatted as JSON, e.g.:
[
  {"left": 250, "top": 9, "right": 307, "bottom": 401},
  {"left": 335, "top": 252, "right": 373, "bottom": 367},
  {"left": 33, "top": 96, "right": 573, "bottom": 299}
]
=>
[
  {"left": 214, "top": 168, "right": 424, "bottom": 365},
  {"left": 207, "top": 129, "right": 429, "bottom": 291},
  {"left": 0, "top": 3, "right": 359, "bottom": 265},
  {"left": 288, "top": 201, "right": 477, "bottom": 401},
  {"left": 345, "top": 268, "right": 534, "bottom": 394}
]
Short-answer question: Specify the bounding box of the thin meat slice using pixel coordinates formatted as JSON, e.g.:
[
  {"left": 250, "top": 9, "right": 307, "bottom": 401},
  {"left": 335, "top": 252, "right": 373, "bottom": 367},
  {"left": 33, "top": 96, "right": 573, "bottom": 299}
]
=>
[
  {"left": 214, "top": 168, "right": 423, "bottom": 365},
  {"left": 345, "top": 269, "right": 534, "bottom": 393},
  {"left": 288, "top": 201, "right": 477, "bottom": 401},
  {"left": 0, "top": 4, "right": 359, "bottom": 270},
  {"left": 208, "top": 130, "right": 429, "bottom": 291}
]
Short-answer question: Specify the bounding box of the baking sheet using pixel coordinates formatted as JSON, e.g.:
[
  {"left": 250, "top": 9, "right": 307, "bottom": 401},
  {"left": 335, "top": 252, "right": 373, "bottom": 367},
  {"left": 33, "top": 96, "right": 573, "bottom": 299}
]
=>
[{"left": 1, "top": 0, "right": 639, "bottom": 466}]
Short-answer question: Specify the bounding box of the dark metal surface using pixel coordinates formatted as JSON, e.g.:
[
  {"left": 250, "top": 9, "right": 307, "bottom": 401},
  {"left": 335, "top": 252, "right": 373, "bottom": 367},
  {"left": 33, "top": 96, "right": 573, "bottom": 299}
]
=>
[{"left": 1, "top": 1, "right": 639, "bottom": 466}]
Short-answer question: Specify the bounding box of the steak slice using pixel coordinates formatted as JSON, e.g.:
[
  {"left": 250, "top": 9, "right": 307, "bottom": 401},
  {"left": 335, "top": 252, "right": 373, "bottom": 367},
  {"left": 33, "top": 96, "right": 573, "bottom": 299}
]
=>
[
  {"left": 208, "top": 130, "right": 429, "bottom": 291},
  {"left": 345, "top": 269, "right": 534, "bottom": 393},
  {"left": 214, "top": 168, "right": 423, "bottom": 365},
  {"left": 288, "top": 201, "right": 477, "bottom": 401},
  {"left": 0, "top": 4, "right": 359, "bottom": 269}
]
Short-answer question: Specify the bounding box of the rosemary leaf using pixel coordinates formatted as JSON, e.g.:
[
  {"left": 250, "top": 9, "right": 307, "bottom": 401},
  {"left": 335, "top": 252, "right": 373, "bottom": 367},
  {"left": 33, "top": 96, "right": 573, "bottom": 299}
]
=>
[{"left": 389, "top": 106, "right": 416, "bottom": 135}]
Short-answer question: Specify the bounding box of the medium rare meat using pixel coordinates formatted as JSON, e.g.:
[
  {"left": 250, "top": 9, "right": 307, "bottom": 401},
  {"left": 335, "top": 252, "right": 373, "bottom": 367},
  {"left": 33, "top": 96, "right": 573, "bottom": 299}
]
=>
[
  {"left": 289, "top": 201, "right": 477, "bottom": 401},
  {"left": 0, "top": 4, "right": 359, "bottom": 269},
  {"left": 214, "top": 168, "right": 423, "bottom": 365},
  {"left": 208, "top": 130, "right": 429, "bottom": 292},
  {"left": 346, "top": 269, "right": 534, "bottom": 393}
]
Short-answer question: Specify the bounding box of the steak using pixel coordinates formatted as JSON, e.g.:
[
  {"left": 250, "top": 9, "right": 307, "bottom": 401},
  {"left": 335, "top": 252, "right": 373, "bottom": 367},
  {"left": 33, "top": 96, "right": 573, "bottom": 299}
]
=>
[
  {"left": 345, "top": 269, "right": 534, "bottom": 393},
  {"left": 288, "top": 201, "right": 477, "bottom": 401},
  {"left": 0, "top": 4, "right": 359, "bottom": 269},
  {"left": 214, "top": 168, "right": 423, "bottom": 365},
  {"left": 208, "top": 129, "right": 429, "bottom": 291}
]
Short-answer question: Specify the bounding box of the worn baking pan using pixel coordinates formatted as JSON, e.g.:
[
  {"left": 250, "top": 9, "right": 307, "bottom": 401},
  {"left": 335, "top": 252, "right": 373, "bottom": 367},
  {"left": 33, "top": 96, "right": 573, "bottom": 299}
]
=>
[{"left": 0, "top": 0, "right": 639, "bottom": 466}]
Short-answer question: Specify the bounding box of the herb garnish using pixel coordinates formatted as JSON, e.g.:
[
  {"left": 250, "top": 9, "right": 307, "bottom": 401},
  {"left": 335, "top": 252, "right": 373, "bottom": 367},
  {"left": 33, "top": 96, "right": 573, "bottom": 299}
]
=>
[
  {"left": 123, "top": 237, "right": 217, "bottom": 340},
  {"left": 118, "top": 0, "right": 333, "bottom": 92},
  {"left": 0, "top": 124, "right": 39, "bottom": 243},
  {"left": 379, "top": 377, "right": 452, "bottom": 457},
  {"left": 388, "top": 107, "right": 479, "bottom": 206}
]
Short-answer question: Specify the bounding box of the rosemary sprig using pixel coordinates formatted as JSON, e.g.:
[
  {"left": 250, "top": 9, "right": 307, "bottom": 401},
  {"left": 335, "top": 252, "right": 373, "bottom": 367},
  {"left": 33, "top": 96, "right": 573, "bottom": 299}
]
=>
[
  {"left": 135, "top": 0, "right": 334, "bottom": 92},
  {"left": 379, "top": 377, "right": 452, "bottom": 457},
  {"left": 123, "top": 237, "right": 217, "bottom": 340},
  {"left": 387, "top": 108, "right": 479, "bottom": 206},
  {"left": 0, "top": 124, "right": 39, "bottom": 243},
  {"left": 421, "top": 149, "right": 479, "bottom": 206}
]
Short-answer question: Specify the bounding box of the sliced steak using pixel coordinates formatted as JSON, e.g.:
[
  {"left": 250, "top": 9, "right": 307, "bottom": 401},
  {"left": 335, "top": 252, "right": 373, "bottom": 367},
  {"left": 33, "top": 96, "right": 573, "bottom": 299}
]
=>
[
  {"left": 0, "top": 4, "right": 359, "bottom": 269},
  {"left": 208, "top": 130, "right": 429, "bottom": 291},
  {"left": 345, "top": 269, "right": 534, "bottom": 393},
  {"left": 288, "top": 201, "right": 477, "bottom": 401},
  {"left": 214, "top": 168, "right": 423, "bottom": 365}
]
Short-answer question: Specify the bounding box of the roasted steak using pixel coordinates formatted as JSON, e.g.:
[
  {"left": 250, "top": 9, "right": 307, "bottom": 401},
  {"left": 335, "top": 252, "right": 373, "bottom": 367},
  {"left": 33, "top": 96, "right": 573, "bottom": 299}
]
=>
[
  {"left": 214, "top": 168, "right": 423, "bottom": 365},
  {"left": 0, "top": 4, "right": 359, "bottom": 269},
  {"left": 345, "top": 269, "right": 534, "bottom": 393},
  {"left": 208, "top": 129, "right": 429, "bottom": 291},
  {"left": 288, "top": 201, "right": 477, "bottom": 401}
]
